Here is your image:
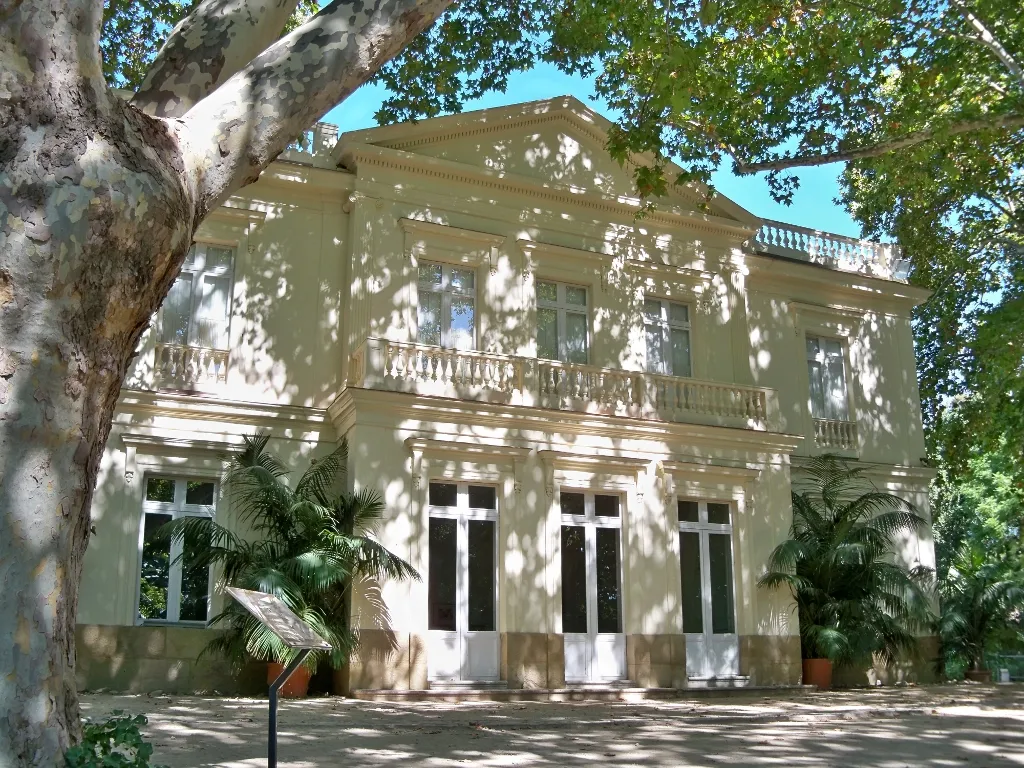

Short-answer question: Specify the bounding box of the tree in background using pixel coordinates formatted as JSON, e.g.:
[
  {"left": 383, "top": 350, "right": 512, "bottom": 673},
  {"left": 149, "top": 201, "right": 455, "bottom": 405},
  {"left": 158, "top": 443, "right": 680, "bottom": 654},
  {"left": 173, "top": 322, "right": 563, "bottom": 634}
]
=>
[{"left": 3, "top": 0, "right": 1020, "bottom": 762}]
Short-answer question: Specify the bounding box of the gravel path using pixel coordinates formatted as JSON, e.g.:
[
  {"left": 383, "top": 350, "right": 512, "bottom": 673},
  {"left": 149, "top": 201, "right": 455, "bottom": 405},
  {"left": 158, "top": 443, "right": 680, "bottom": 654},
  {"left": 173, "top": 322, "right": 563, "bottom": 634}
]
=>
[{"left": 81, "top": 683, "right": 1024, "bottom": 767}]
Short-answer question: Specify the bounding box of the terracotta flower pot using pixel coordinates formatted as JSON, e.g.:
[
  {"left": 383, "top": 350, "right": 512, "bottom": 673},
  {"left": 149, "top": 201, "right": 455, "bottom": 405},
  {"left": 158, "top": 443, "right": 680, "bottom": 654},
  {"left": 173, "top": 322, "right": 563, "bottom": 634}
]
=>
[
  {"left": 803, "top": 658, "right": 833, "bottom": 690},
  {"left": 267, "top": 662, "right": 312, "bottom": 699},
  {"left": 964, "top": 668, "right": 993, "bottom": 683}
]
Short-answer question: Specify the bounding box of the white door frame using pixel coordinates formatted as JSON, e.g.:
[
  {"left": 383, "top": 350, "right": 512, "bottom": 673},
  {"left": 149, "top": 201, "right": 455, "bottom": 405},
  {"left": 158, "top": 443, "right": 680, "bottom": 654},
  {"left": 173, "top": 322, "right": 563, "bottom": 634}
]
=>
[
  {"left": 560, "top": 490, "right": 626, "bottom": 683},
  {"left": 427, "top": 482, "right": 500, "bottom": 683},
  {"left": 677, "top": 498, "right": 740, "bottom": 679}
]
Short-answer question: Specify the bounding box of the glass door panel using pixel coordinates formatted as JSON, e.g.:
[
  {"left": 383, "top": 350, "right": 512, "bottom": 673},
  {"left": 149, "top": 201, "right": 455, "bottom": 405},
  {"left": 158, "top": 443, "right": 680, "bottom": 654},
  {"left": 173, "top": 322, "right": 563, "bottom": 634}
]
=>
[
  {"left": 467, "top": 520, "right": 495, "bottom": 632},
  {"left": 708, "top": 533, "right": 736, "bottom": 635},
  {"left": 595, "top": 527, "right": 621, "bottom": 634},
  {"left": 561, "top": 526, "right": 588, "bottom": 633},
  {"left": 679, "top": 532, "right": 704, "bottom": 634},
  {"left": 428, "top": 518, "right": 457, "bottom": 632}
]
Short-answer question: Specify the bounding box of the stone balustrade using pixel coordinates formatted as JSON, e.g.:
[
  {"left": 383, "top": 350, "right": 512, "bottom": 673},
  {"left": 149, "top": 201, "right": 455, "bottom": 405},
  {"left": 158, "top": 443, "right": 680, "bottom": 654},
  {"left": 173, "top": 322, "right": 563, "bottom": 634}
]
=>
[
  {"left": 278, "top": 122, "right": 339, "bottom": 169},
  {"left": 155, "top": 343, "right": 229, "bottom": 389},
  {"left": 751, "top": 219, "right": 909, "bottom": 282},
  {"left": 813, "top": 417, "right": 858, "bottom": 451},
  {"left": 349, "top": 338, "right": 779, "bottom": 430}
]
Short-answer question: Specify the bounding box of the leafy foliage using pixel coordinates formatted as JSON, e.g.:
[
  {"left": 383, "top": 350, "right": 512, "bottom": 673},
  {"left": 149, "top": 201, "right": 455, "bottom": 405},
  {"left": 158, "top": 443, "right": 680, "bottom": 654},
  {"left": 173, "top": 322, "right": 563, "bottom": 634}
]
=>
[
  {"left": 938, "top": 543, "right": 1024, "bottom": 672},
  {"left": 164, "top": 433, "right": 418, "bottom": 672},
  {"left": 64, "top": 712, "right": 166, "bottom": 768},
  {"left": 759, "top": 455, "right": 935, "bottom": 666}
]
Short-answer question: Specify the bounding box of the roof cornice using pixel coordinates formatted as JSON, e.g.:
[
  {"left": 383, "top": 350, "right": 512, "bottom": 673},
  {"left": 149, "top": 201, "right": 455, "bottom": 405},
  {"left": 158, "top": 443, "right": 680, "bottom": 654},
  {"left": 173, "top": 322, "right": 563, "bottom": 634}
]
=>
[{"left": 338, "top": 142, "right": 758, "bottom": 242}]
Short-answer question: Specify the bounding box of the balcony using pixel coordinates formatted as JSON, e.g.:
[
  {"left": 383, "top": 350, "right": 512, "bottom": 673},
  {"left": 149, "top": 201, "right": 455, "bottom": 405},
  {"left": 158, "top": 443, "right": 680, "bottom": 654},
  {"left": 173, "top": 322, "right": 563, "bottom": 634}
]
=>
[
  {"left": 750, "top": 220, "right": 911, "bottom": 282},
  {"left": 348, "top": 339, "right": 779, "bottom": 431},
  {"left": 278, "top": 122, "right": 339, "bottom": 169},
  {"left": 154, "top": 343, "right": 229, "bottom": 390},
  {"left": 812, "top": 418, "right": 858, "bottom": 452}
]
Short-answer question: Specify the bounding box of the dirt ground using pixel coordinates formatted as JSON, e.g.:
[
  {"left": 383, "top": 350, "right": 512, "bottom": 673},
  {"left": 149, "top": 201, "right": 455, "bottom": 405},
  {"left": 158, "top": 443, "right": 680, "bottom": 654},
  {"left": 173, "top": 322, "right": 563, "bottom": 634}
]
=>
[{"left": 80, "top": 684, "right": 1024, "bottom": 767}]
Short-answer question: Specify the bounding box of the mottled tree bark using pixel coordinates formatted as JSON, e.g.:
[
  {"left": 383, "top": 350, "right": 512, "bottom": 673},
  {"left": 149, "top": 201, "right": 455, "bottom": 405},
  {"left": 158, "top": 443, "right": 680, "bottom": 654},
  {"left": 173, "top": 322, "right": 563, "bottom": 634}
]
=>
[{"left": 0, "top": 0, "right": 451, "bottom": 764}]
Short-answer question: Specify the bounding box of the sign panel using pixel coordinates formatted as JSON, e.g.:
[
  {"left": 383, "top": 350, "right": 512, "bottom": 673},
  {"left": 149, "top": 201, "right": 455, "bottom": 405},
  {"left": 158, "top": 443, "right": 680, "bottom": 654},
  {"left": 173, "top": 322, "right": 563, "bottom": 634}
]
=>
[{"left": 226, "top": 587, "right": 332, "bottom": 650}]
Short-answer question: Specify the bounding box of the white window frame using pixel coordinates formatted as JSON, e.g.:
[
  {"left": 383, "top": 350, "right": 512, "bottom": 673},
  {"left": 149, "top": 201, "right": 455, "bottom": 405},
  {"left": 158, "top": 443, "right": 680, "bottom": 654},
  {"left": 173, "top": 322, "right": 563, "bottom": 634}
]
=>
[
  {"left": 416, "top": 261, "right": 477, "bottom": 349},
  {"left": 805, "top": 333, "right": 850, "bottom": 421},
  {"left": 677, "top": 499, "right": 737, "bottom": 636},
  {"left": 559, "top": 489, "right": 624, "bottom": 634},
  {"left": 136, "top": 475, "right": 217, "bottom": 626},
  {"left": 426, "top": 482, "right": 499, "bottom": 633},
  {"left": 160, "top": 242, "right": 235, "bottom": 350},
  {"left": 643, "top": 297, "right": 692, "bottom": 377},
  {"left": 536, "top": 280, "right": 590, "bottom": 363}
]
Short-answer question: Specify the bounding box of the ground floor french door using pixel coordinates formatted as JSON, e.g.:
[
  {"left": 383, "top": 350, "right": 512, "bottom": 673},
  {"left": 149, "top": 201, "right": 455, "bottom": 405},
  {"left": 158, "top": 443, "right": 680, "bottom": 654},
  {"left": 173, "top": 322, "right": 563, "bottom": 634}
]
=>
[
  {"left": 675, "top": 501, "right": 741, "bottom": 684},
  {"left": 678, "top": 499, "right": 739, "bottom": 679},
  {"left": 427, "top": 482, "right": 500, "bottom": 683},
  {"left": 560, "top": 491, "right": 627, "bottom": 683}
]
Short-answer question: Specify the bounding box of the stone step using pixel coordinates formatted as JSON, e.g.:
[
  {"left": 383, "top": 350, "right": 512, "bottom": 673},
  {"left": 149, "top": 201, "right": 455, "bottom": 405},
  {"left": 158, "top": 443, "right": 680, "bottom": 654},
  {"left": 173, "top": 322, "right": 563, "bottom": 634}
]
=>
[{"left": 686, "top": 676, "right": 752, "bottom": 689}]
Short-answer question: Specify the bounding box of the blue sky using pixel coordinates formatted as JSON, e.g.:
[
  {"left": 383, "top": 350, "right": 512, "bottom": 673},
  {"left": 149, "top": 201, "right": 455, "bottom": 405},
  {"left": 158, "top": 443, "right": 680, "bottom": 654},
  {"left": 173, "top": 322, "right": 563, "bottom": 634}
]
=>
[{"left": 323, "top": 63, "right": 862, "bottom": 238}]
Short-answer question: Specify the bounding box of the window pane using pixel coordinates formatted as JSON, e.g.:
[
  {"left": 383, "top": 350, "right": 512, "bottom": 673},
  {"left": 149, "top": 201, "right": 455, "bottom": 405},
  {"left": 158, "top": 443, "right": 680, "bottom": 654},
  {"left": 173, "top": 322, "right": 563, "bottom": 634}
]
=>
[
  {"left": 537, "top": 308, "right": 558, "bottom": 359},
  {"left": 204, "top": 246, "right": 233, "bottom": 271},
  {"left": 708, "top": 533, "right": 736, "bottom": 634},
  {"left": 565, "top": 312, "right": 588, "bottom": 363},
  {"left": 468, "top": 485, "right": 496, "bottom": 510},
  {"left": 807, "top": 359, "right": 825, "bottom": 418},
  {"left": 824, "top": 350, "right": 848, "bottom": 420},
  {"left": 670, "top": 328, "right": 691, "bottom": 377},
  {"left": 428, "top": 518, "right": 458, "bottom": 631},
  {"left": 161, "top": 274, "right": 192, "bottom": 344},
  {"left": 467, "top": 520, "right": 495, "bottom": 632},
  {"left": 182, "top": 245, "right": 197, "bottom": 269},
  {"left": 449, "top": 296, "right": 475, "bottom": 350},
  {"left": 596, "top": 527, "right": 621, "bottom": 634},
  {"left": 565, "top": 285, "right": 587, "bottom": 306},
  {"left": 645, "top": 324, "right": 665, "bottom": 374},
  {"left": 179, "top": 523, "right": 210, "bottom": 622},
  {"left": 678, "top": 500, "right": 700, "bottom": 523},
  {"left": 559, "top": 492, "right": 585, "bottom": 517},
  {"left": 669, "top": 303, "right": 689, "bottom": 325},
  {"left": 537, "top": 281, "right": 558, "bottom": 304},
  {"left": 707, "top": 503, "right": 730, "bottom": 525},
  {"left": 185, "top": 481, "right": 215, "bottom": 506},
  {"left": 449, "top": 267, "right": 475, "bottom": 293},
  {"left": 680, "top": 531, "right": 704, "bottom": 634},
  {"left": 643, "top": 299, "right": 662, "bottom": 322},
  {"left": 418, "top": 292, "right": 442, "bottom": 346},
  {"left": 428, "top": 482, "right": 458, "bottom": 507},
  {"left": 806, "top": 336, "right": 821, "bottom": 360},
  {"left": 195, "top": 274, "right": 231, "bottom": 348},
  {"left": 139, "top": 513, "right": 172, "bottom": 620},
  {"left": 146, "top": 477, "right": 175, "bottom": 503},
  {"left": 419, "top": 263, "right": 442, "bottom": 286},
  {"left": 595, "top": 495, "right": 619, "bottom": 518},
  {"left": 561, "top": 526, "right": 587, "bottom": 633}
]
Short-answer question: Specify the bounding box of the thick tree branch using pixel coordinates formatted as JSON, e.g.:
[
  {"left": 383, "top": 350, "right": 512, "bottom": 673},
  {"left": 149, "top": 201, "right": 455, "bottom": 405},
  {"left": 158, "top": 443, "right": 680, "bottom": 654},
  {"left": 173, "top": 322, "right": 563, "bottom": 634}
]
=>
[
  {"left": 953, "top": 1, "right": 1024, "bottom": 89},
  {"left": 182, "top": 0, "right": 453, "bottom": 213},
  {"left": 734, "top": 113, "right": 1024, "bottom": 174},
  {"left": 133, "top": 0, "right": 302, "bottom": 118}
]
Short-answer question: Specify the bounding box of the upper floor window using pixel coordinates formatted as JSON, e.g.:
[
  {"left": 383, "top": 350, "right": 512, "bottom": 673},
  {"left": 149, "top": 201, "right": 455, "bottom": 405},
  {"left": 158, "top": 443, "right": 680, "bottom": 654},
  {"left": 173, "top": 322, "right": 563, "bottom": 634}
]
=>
[
  {"left": 644, "top": 299, "right": 691, "bottom": 377},
  {"left": 161, "top": 243, "right": 234, "bottom": 350},
  {"left": 806, "top": 335, "right": 848, "bottom": 420},
  {"left": 537, "top": 280, "right": 588, "bottom": 363},
  {"left": 138, "top": 475, "right": 216, "bottom": 624},
  {"left": 418, "top": 262, "right": 475, "bottom": 349}
]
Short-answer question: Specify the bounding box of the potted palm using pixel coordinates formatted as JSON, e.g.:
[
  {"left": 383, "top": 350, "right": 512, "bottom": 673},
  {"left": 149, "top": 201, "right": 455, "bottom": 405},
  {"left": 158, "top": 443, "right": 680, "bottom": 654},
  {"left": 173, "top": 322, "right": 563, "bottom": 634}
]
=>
[
  {"left": 168, "top": 433, "right": 417, "bottom": 697},
  {"left": 759, "top": 455, "right": 935, "bottom": 690},
  {"left": 939, "top": 543, "right": 1024, "bottom": 682}
]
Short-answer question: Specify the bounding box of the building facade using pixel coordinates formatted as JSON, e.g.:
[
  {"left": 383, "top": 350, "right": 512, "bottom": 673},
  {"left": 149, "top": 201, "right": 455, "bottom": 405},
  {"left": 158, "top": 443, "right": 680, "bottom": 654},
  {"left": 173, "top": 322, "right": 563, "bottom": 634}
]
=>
[{"left": 75, "top": 97, "right": 936, "bottom": 694}]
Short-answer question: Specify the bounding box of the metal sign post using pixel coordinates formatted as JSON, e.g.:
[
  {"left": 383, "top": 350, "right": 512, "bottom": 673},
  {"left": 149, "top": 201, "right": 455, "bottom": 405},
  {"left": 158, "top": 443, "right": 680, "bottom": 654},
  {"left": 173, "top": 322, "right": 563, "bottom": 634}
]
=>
[{"left": 226, "top": 587, "right": 333, "bottom": 768}]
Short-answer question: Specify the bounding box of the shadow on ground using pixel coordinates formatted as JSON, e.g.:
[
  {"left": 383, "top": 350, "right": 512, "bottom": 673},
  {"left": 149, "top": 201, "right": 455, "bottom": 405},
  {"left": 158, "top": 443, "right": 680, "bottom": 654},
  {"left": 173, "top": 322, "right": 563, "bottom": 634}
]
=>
[{"left": 80, "top": 683, "right": 1024, "bottom": 767}]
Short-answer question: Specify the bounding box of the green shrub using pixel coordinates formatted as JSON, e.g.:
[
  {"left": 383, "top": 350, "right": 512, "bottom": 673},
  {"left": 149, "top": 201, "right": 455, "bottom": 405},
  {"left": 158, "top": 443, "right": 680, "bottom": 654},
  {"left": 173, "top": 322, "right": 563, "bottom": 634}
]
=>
[{"left": 64, "top": 711, "right": 167, "bottom": 768}]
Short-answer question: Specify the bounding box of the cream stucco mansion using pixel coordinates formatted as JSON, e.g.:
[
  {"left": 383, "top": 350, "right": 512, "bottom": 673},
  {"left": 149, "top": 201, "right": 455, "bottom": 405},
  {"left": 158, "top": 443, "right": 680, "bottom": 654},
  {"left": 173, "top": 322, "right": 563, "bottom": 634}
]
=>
[{"left": 76, "top": 97, "right": 936, "bottom": 694}]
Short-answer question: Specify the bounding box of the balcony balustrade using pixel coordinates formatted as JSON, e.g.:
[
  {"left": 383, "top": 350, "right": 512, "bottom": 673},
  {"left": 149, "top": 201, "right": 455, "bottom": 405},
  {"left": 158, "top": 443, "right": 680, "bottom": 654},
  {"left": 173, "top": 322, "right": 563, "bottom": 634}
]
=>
[
  {"left": 751, "top": 219, "right": 910, "bottom": 282},
  {"left": 813, "top": 417, "right": 858, "bottom": 451},
  {"left": 349, "top": 338, "right": 779, "bottom": 431},
  {"left": 278, "top": 122, "right": 339, "bottom": 169},
  {"left": 154, "top": 343, "right": 229, "bottom": 390}
]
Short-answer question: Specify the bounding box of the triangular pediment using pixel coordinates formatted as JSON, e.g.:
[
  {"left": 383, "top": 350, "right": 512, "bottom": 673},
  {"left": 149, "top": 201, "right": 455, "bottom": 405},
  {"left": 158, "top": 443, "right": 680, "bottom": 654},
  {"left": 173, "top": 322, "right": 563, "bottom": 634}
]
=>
[{"left": 336, "top": 97, "right": 758, "bottom": 225}]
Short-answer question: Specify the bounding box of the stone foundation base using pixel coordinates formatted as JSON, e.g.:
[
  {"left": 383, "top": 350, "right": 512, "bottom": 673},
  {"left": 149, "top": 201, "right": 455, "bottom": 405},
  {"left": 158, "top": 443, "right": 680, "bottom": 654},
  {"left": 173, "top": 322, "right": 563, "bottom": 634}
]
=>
[
  {"left": 739, "top": 635, "right": 802, "bottom": 686},
  {"left": 75, "top": 624, "right": 262, "bottom": 694},
  {"left": 502, "top": 632, "right": 566, "bottom": 688},
  {"left": 626, "top": 634, "right": 688, "bottom": 688},
  {"left": 832, "top": 636, "right": 941, "bottom": 687},
  {"left": 344, "top": 629, "right": 428, "bottom": 691}
]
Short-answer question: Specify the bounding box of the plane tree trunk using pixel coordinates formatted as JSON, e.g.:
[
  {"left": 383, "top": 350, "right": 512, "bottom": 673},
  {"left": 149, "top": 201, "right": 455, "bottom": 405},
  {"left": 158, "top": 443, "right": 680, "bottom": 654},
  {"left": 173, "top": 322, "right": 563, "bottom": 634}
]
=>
[{"left": 0, "top": 0, "right": 452, "bottom": 763}]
